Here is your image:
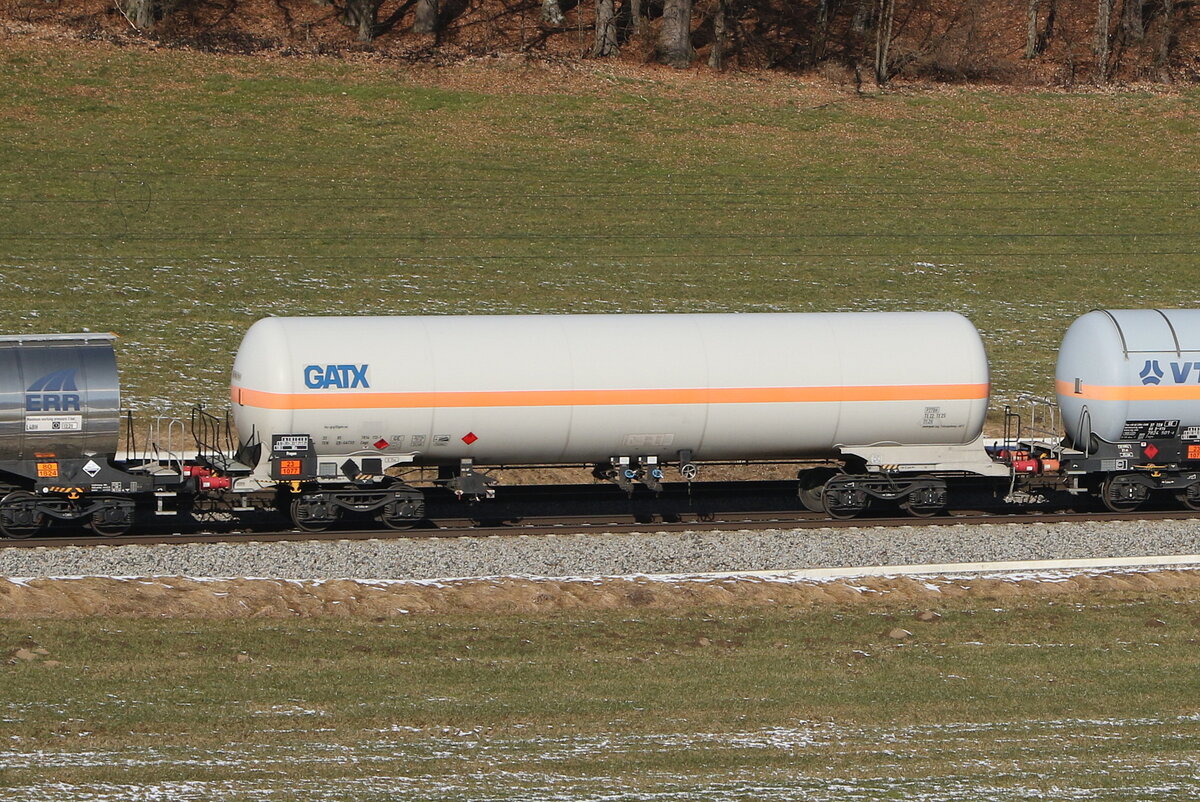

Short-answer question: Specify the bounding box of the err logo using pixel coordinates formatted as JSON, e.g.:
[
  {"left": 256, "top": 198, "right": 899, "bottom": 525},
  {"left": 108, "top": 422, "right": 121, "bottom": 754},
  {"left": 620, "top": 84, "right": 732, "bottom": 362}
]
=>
[
  {"left": 1138, "top": 359, "right": 1200, "bottom": 386},
  {"left": 304, "top": 364, "right": 370, "bottom": 390},
  {"left": 26, "top": 369, "right": 82, "bottom": 412}
]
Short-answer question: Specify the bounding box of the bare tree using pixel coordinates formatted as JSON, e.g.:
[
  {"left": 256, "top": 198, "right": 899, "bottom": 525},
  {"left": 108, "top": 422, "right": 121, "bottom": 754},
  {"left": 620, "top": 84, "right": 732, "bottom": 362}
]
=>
[
  {"left": 1039, "top": 0, "right": 1058, "bottom": 54},
  {"left": 593, "top": 0, "right": 619, "bottom": 54},
  {"left": 709, "top": 0, "right": 728, "bottom": 68},
  {"left": 851, "top": 0, "right": 871, "bottom": 35},
  {"left": 874, "top": 0, "right": 896, "bottom": 84},
  {"left": 1024, "top": 0, "right": 1040, "bottom": 56},
  {"left": 1095, "top": 0, "right": 1112, "bottom": 78},
  {"left": 659, "top": 0, "right": 694, "bottom": 66},
  {"left": 542, "top": 0, "right": 566, "bottom": 25},
  {"left": 414, "top": 0, "right": 439, "bottom": 32},
  {"left": 629, "top": 0, "right": 644, "bottom": 34},
  {"left": 813, "top": 0, "right": 831, "bottom": 61},
  {"left": 116, "top": 0, "right": 156, "bottom": 29},
  {"left": 344, "top": 0, "right": 378, "bottom": 40},
  {"left": 1120, "top": 0, "right": 1143, "bottom": 42},
  {"left": 1155, "top": 0, "right": 1175, "bottom": 75}
]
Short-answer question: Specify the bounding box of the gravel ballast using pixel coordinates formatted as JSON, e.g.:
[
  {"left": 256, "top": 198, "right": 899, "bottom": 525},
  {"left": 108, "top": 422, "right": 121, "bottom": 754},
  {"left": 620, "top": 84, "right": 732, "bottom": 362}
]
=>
[{"left": 2, "top": 519, "right": 1200, "bottom": 579}]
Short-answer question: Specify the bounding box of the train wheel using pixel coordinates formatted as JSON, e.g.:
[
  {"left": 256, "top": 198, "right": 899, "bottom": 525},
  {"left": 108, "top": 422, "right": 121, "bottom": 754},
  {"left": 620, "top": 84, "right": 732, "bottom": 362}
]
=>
[
  {"left": 377, "top": 509, "right": 416, "bottom": 530},
  {"left": 0, "top": 491, "right": 44, "bottom": 539},
  {"left": 798, "top": 468, "right": 837, "bottom": 513},
  {"left": 289, "top": 498, "right": 335, "bottom": 533},
  {"left": 821, "top": 485, "right": 869, "bottom": 520},
  {"left": 900, "top": 480, "right": 947, "bottom": 518},
  {"left": 1100, "top": 475, "right": 1148, "bottom": 512},
  {"left": 89, "top": 512, "right": 132, "bottom": 537},
  {"left": 901, "top": 502, "right": 942, "bottom": 518},
  {"left": 1176, "top": 486, "right": 1200, "bottom": 511}
]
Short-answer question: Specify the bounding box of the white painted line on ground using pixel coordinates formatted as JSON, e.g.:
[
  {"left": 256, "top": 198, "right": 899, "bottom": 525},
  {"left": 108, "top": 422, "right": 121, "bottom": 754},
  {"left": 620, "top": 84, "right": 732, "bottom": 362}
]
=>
[{"left": 647, "top": 554, "right": 1200, "bottom": 581}]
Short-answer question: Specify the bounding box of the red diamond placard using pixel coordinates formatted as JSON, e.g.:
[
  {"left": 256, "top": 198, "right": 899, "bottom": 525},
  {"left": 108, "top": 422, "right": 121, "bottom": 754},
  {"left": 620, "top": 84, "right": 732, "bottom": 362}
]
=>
[
  {"left": 462, "top": 432, "right": 478, "bottom": 445},
  {"left": 374, "top": 438, "right": 389, "bottom": 450},
  {"left": 1143, "top": 443, "right": 1159, "bottom": 460}
]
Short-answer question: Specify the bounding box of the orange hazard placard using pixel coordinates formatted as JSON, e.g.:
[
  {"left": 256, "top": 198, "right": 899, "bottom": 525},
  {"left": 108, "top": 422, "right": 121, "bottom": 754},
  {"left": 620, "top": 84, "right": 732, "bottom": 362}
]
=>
[
  {"left": 278, "top": 459, "right": 302, "bottom": 476},
  {"left": 1188, "top": 445, "right": 1200, "bottom": 460},
  {"left": 36, "top": 462, "right": 58, "bottom": 478}
]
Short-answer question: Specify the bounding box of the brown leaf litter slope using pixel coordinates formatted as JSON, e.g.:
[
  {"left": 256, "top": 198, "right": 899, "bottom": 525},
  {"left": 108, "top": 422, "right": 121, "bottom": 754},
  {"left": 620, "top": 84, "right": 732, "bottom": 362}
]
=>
[{"left": 2, "top": 571, "right": 1199, "bottom": 618}]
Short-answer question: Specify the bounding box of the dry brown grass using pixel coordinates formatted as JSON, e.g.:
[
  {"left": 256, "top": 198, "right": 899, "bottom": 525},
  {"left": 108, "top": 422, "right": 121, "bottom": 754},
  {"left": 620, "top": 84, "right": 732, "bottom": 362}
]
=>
[{"left": 4, "top": 570, "right": 1200, "bottom": 619}]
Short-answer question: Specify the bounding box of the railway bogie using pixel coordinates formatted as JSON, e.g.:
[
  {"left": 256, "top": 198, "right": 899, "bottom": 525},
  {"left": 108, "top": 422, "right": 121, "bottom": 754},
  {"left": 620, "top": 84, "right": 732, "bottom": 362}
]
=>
[{"left": 283, "top": 484, "right": 425, "bottom": 532}]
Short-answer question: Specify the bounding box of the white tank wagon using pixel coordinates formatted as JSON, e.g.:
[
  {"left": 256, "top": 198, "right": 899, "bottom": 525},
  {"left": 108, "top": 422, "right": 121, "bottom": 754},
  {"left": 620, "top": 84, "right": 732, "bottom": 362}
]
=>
[
  {"left": 230, "top": 313, "right": 1008, "bottom": 527},
  {"left": 1049, "top": 309, "right": 1200, "bottom": 510}
]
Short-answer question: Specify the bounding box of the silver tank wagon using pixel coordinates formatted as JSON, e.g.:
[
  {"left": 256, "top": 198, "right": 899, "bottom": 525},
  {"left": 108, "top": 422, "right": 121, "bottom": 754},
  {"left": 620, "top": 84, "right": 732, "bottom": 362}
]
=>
[{"left": 0, "top": 333, "right": 120, "bottom": 461}]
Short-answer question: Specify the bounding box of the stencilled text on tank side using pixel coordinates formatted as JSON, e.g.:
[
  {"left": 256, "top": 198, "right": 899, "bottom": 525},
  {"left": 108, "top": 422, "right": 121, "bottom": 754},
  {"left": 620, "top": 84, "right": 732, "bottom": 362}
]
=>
[
  {"left": 922, "top": 406, "right": 965, "bottom": 430},
  {"left": 1120, "top": 420, "right": 1181, "bottom": 440}
]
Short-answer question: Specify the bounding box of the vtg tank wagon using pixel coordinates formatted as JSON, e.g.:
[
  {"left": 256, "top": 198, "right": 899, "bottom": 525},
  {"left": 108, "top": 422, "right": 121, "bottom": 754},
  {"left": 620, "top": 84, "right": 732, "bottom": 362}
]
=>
[
  {"left": 1051, "top": 309, "right": 1200, "bottom": 510},
  {"left": 2, "top": 309, "right": 1200, "bottom": 538}
]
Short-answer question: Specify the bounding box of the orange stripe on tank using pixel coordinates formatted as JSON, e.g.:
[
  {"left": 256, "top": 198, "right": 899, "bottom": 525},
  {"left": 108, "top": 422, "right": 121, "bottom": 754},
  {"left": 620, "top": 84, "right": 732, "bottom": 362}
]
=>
[
  {"left": 230, "top": 383, "right": 989, "bottom": 411},
  {"left": 1056, "top": 379, "right": 1200, "bottom": 401}
]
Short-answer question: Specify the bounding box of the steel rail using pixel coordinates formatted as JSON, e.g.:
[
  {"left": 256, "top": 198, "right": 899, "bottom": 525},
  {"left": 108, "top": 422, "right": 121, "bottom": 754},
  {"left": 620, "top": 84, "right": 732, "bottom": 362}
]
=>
[{"left": 2, "top": 506, "right": 1199, "bottom": 549}]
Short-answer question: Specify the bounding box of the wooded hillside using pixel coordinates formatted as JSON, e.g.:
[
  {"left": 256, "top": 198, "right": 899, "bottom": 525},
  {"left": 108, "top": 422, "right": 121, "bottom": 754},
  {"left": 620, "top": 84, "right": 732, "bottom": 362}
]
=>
[{"left": 3, "top": 0, "right": 1197, "bottom": 83}]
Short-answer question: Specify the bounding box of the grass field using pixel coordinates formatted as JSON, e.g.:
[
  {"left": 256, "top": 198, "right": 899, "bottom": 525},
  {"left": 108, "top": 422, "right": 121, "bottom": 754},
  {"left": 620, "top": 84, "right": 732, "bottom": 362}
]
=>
[
  {"left": 3, "top": 36, "right": 1200, "bottom": 800},
  {"left": 2, "top": 588, "right": 1200, "bottom": 799},
  {"left": 3, "top": 38, "right": 1199, "bottom": 419}
]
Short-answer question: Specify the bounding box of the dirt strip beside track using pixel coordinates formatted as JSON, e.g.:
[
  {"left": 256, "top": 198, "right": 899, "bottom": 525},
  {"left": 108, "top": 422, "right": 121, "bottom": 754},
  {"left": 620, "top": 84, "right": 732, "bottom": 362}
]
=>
[{"left": 2, "top": 570, "right": 1199, "bottom": 618}]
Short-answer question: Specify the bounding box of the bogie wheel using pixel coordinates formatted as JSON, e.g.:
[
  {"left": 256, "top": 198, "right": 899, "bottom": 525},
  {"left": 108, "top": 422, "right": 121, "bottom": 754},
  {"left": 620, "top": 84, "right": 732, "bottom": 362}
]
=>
[
  {"left": 376, "top": 489, "right": 425, "bottom": 530},
  {"left": 89, "top": 506, "right": 133, "bottom": 537},
  {"left": 0, "top": 491, "right": 44, "bottom": 539},
  {"left": 798, "top": 468, "right": 838, "bottom": 513},
  {"left": 1100, "top": 475, "right": 1148, "bottom": 512},
  {"left": 290, "top": 498, "right": 335, "bottom": 533},
  {"left": 821, "top": 486, "right": 870, "bottom": 520},
  {"left": 377, "top": 510, "right": 416, "bottom": 531},
  {"left": 1176, "top": 487, "right": 1200, "bottom": 511},
  {"left": 900, "top": 502, "right": 943, "bottom": 519},
  {"left": 900, "top": 482, "right": 947, "bottom": 518}
]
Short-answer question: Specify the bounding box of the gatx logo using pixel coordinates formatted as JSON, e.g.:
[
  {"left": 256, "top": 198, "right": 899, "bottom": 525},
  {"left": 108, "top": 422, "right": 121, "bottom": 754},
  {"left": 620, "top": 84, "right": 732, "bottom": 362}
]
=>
[
  {"left": 26, "top": 369, "right": 82, "bottom": 411},
  {"left": 304, "top": 364, "right": 369, "bottom": 390},
  {"left": 1139, "top": 359, "right": 1200, "bottom": 386}
]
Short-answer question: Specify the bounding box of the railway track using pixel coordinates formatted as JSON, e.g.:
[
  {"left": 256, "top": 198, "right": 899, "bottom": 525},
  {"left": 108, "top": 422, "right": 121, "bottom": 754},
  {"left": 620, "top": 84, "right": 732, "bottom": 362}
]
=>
[{"left": 3, "top": 505, "right": 1198, "bottom": 549}]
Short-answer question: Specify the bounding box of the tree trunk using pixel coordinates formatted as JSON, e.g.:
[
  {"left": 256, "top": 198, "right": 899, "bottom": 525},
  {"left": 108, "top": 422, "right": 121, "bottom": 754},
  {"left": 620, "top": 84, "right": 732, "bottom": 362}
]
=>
[
  {"left": 126, "top": 0, "right": 154, "bottom": 29},
  {"left": 541, "top": 0, "right": 565, "bottom": 25},
  {"left": 1094, "top": 0, "right": 1112, "bottom": 79},
  {"left": 344, "top": 0, "right": 377, "bottom": 41},
  {"left": 851, "top": 0, "right": 870, "bottom": 35},
  {"left": 873, "top": 0, "right": 895, "bottom": 85},
  {"left": 414, "top": 0, "right": 439, "bottom": 33},
  {"left": 1024, "top": 0, "right": 1039, "bottom": 57},
  {"left": 629, "top": 0, "right": 643, "bottom": 34},
  {"left": 1120, "top": 0, "right": 1143, "bottom": 42},
  {"left": 592, "top": 0, "right": 618, "bottom": 55},
  {"left": 1040, "top": 0, "right": 1057, "bottom": 53},
  {"left": 813, "top": 0, "right": 829, "bottom": 61},
  {"left": 1155, "top": 0, "right": 1174, "bottom": 76},
  {"left": 708, "top": 0, "right": 726, "bottom": 69},
  {"left": 658, "top": 0, "right": 694, "bottom": 67}
]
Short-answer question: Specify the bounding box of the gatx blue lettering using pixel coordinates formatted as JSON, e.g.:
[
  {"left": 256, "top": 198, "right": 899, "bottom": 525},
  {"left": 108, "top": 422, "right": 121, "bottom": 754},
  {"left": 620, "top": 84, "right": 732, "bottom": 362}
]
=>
[{"left": 303, "top": 364, "right": 369, "bottom": 390}]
